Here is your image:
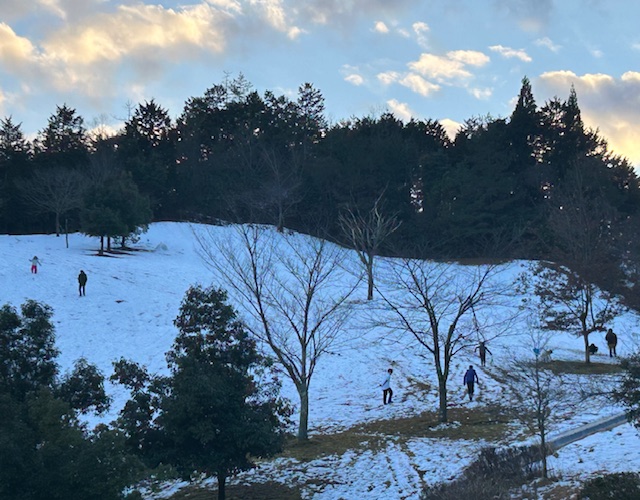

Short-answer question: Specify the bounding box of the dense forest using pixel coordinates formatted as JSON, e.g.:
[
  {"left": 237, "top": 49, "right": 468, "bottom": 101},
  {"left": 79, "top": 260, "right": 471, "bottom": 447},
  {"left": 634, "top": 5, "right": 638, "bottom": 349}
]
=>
[{"left": 1, "top": 75, "right": 639, "bottom": 266}]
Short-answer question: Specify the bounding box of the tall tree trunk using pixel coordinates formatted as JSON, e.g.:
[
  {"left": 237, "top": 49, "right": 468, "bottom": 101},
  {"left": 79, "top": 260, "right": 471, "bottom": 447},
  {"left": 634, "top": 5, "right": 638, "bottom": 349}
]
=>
[
  {"left": 583, "top": 332, "right": 590, "bottom": 364},
  {"left": 298, "top": 386, "right": 309, "bottom": 441},
  {"left": 438, "top": 377, "right": 448, "bottom": 423},
  {"left": 55, "top": 211, "right": 60, "bottom": 236},
  {"left": 217, "top": 471, "right": 226, "bottom": 500},
  {"left": 99, "top": 236, "right": 104, "bottom": 256},
  {"left": 366, "top": 257, "right": 374, "bottom": 301},
  {"left": 540, "top": 429, "right": 548, "bottom": 478}
]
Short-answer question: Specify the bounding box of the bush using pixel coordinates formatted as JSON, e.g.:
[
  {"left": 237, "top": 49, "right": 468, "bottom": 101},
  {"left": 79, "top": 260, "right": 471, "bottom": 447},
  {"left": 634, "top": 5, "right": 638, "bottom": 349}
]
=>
[
  {"left": 579, "top": 472, "right": 640, "bottom": 500},
  {"left": 421, "top": 445, "right": 541, "bottom": 500}
]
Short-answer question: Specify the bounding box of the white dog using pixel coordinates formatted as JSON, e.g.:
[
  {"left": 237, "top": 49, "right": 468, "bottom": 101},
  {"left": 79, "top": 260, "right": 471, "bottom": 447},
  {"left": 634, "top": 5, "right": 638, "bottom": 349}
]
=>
[{"left": 540, "top": 349, "right": 553, "bottom": 363}]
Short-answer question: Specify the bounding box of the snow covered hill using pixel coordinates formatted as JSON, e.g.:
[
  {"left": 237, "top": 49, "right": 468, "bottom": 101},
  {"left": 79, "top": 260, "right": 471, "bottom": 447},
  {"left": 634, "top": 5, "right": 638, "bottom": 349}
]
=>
[{"left": 3, "top": 222, "right": 640, "bottom": 499}]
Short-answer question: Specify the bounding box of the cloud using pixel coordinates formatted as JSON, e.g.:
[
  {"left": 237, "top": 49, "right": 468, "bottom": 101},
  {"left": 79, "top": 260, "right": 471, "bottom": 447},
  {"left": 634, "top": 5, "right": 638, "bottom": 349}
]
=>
[
  {"left": 448, "top": 50, "right": 490, "bottom": 66},
  {"left": 387, "top": 99, "right": 413, "bottom": 121},
  {"left": 345, "top": 74, "right": 364, "bottom": 86},
  {"left": 439, "top": 118, "right": 461, "bottom": 140},
  {"left": 249, "top": 0, "right": 302, "bottom": 39},
  {"left": 412, "top": 21, "right": 429, "bottom": 48},
  {"left": 373, "top": 21, "right": 389, "bottom": 34},
  {"left": 300, "top": 0, "right": 418, "bottom": 27},
  {"left": 408, "top": 50, "right": 489, "bottom": 82},
  {"left": 39, "top": 0, "right": 67, "bottom": 19},
  {"left": 489, "top": 44, "right": 532, "bottom": 62},
  {"left": 412, "top": 21, "right": 429, "bottom": 34},
  {"left": 468, "top": 87, "right": 492, "bottom": 100},
  {"left": 0, "top": 0, "right": 309, "bottom": 99},
  {"left": 492, "top": 0, "right": 553, "bottom": 32},
  {"left": 399, "top": 73, "right": 440, "bottom": 96},
  {"left": 43, "top": 4, "right": 235, "bottom": 66},
  {"left": 633, "top": 42, "right": 640, "bottom": 51},
  {"left": 534, "top": 36, "right": 560, "bottom": 52},
  {"left": 537, "top": 70, "right": 640, "bottom": 167},
  {"left": 377, "top": 71, "right": 400, "bottom": 86},
  {"left": 0, "top": 23, "right": 39, "bottom": 67}
]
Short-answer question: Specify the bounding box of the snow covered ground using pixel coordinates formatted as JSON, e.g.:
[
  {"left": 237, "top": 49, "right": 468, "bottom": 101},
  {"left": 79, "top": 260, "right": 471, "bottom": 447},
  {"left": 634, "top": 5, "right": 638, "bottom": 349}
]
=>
[{"left": 3, "top": 222, "right": 640, "bottom": 499}]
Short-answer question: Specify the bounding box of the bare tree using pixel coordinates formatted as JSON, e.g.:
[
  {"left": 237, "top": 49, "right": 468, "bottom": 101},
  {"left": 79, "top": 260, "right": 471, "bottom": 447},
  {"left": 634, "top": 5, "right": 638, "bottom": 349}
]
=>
[
  {"left": 530, "top": 165, "right": 625, "bottom": 363},
  {"left": 495, "top": 327, "right": 570, "bottom": 479},
  {"left": 339, "top": 192, "right": 401, "bottom": 300},
  {"left": 195, "top": 224, "right": 361, "bottom": 441},
  {"left": 525, "top": 262, "right": 623, "bottom": 364},
  {"left": 258, "top": 146, "right": 303, "bottom": 233},
  {"left": 17, "top": 168, "right": 86, "bottom": 244},
  {"left": 375, "top": 258, "right": 510, "bottom": 422}
]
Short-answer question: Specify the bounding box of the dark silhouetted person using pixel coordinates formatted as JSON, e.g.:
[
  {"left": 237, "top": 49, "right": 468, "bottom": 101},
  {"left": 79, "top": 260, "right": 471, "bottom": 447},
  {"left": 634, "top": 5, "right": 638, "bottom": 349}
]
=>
[
  {"left": 381, "top": 368, "right": 393, "bottom": 404},
  {"left": 78, "top": 270, "right": 87, "bottom": 296},
  {"left": 605, "top": 328, "right": 617, "bottom": 357},
  {"left": 463, "top": 365, "right": 479, "bottom": 401},
  {"left": 475, "top": 341, "right": 492, "bottom": 367},
  {"left": 588, "top": 343, "right": 598, "bottom": 355},
  {"left": 30, "top": 256, "right": 41, "bottom": 274}
]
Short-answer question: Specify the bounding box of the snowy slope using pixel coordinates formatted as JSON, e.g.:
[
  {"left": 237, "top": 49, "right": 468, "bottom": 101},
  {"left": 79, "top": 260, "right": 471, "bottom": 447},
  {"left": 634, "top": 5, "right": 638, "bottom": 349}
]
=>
[{"left": 3, "top": 222, "right": 640, "bottom": 499}]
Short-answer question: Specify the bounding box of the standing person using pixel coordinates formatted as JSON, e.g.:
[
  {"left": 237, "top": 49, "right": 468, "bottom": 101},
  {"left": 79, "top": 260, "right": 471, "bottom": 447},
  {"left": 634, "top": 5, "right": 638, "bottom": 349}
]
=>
[
  {"left": 380, "top": 368, "right": 393, "bottom": 405},
  {"left": 475, "top": 341, "right": 492, "bottom": 367},
  {"left": 463, "top": 365, "right": 479, "bottom": 401},
  {"left": 30, "top": 256, "right": 41, "bottom": 274},
  {"left": 78, "top": 270, "right": 87, "bottom": 297},
  {"left": 605, "top": 328, "right": 618, "bottom": 357}
]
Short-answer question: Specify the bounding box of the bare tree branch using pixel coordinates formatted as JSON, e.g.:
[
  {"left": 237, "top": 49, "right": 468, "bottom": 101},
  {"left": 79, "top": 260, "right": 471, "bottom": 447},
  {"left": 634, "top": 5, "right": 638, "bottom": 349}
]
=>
[
  {"left": 194, "top": 223, "right": 361, "bottom": 440},
  {"left": 338, "top": 191, "right": 402, "bottom": 300},
  {"left": 374, "top": 258, "right": 514, "bottom": 422},
  {"left": 16, "top": 168, "right": 86, "bottom": 237}
]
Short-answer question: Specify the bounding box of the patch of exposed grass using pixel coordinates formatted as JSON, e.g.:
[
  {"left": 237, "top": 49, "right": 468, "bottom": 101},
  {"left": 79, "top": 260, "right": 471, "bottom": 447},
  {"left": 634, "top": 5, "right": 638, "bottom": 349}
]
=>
[
  {"left": 163, "top": 405, "right": 523, "bottom": 499},
  {"left": 166, "top": 481, "right": 302, "bottom": 500},
  {"left": 282, "top": 405, "right": 513, "bottom": 463},
  {"left": 452, "top": 257, "right": 512, "bottom": 266},
  {"left": 547, "top": 360, "right": 623, "bottom": 375}
]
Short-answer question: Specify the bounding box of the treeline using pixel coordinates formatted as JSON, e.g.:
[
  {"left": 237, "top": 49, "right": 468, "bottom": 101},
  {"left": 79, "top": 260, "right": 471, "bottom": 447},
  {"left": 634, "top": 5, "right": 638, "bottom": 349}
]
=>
[{"left": 1, "top": 74, "right": 639, "bottom": 261}]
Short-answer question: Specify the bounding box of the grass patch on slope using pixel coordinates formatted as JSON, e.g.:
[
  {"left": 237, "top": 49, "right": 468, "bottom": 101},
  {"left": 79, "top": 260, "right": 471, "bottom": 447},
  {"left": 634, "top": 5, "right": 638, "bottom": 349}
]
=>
[
  {"left": 166, "top": 481, "right": 302, "bottom": 500},
  {"left": 284, "top": 405, "right": 512, "bottom": 462},
  {"left": 546, "top": 360, "right": 623, "bottom": 375}
]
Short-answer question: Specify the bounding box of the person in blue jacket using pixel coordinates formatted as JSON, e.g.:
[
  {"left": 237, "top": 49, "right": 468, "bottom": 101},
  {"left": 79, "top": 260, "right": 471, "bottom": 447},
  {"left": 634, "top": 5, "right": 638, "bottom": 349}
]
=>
[{"left": 463, "top": 365, "right": 479, "bottom": 401}]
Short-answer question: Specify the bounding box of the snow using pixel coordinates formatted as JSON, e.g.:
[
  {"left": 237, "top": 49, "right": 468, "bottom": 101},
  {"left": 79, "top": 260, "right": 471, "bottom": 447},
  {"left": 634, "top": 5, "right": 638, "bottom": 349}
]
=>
[{"left": 4, "top": 221, "right": 640, "bottom": 499}]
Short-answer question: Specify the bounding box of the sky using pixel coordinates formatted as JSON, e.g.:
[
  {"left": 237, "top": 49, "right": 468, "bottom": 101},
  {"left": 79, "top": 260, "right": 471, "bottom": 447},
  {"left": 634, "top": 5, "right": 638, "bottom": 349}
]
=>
[
  {"left": 1, "top": 1, "right": 640, "bottom": 168},
  {"left": 5, "top": 221, "right": 640, "bottom": 498}
]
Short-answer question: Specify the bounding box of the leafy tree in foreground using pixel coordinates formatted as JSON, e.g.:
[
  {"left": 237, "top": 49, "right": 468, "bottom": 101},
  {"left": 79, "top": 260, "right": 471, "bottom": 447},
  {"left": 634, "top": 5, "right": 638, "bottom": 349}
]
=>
[
  {"left": 0, "top": 301, "right": 140, "bottom": 500},
  {"left": 112, "top": 285, "right": 290, "bottom": 500}
]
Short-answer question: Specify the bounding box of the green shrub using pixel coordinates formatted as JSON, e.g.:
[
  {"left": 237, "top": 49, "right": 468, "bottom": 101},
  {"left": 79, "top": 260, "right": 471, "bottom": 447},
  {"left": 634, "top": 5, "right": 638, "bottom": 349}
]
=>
[{"left": 579, "top": 472, "right": 640, "bottom": 500}]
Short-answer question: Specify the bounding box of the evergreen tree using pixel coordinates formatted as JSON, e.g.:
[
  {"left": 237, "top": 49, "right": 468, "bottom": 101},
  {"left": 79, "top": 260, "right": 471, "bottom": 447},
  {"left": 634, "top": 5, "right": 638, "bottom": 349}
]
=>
[
  {"left": 80, "top": 172, "right": 151, "bottom": 254},
  {"left": 0, "top": 117, "right": 34, "bottom": 232},
  {"left": 0, "top": 300, "right": 139, "bottom": 499},
  {"left": 112, "top": 285, "right": 290, "bottom": 500},
  {"left": 118, "top": 99, "right": 176, "bottom": 216},
  {"left": 33, "top": 104, "right": 89, "bottom": 170}
]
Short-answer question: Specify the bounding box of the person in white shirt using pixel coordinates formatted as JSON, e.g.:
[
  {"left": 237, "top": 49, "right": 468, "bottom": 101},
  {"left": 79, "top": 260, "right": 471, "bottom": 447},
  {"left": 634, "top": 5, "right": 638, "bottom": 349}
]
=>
[{"left": 381, "top": 368, "right": 393, "bottom": 404}]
